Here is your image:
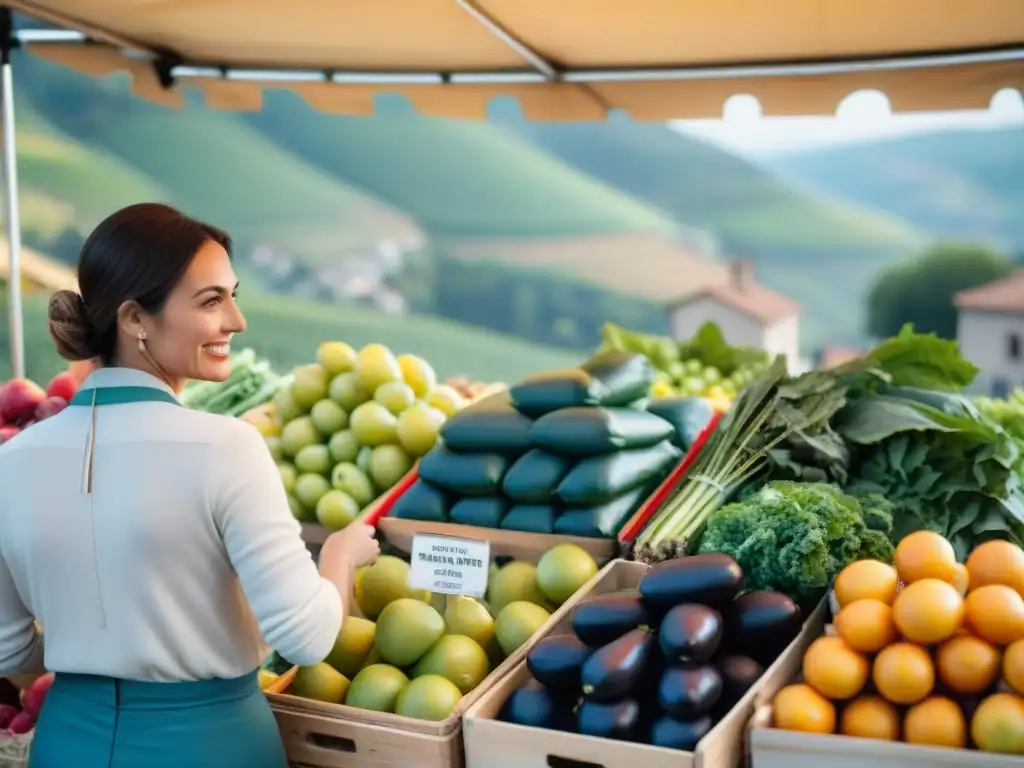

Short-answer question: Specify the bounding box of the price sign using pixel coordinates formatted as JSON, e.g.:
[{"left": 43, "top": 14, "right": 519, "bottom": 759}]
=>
[{"left": 408, "top": 534, "right": 491, "bottom": 598}]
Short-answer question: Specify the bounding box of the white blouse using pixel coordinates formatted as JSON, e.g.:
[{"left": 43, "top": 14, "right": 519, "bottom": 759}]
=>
[{"left": 0, "top": 367, "right": 341, "bottom": 682}]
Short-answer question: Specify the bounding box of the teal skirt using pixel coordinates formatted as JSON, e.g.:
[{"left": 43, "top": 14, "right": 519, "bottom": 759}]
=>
[{"left": 29, "top": 670, "right": 288, "bottom": 768}]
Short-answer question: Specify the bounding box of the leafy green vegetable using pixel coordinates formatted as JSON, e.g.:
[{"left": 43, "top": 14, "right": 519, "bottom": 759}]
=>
[
  {"left": 864, "top": 324, "right": 979, "bottom": 392},
  {"left": 601, "top": 320, "right": 767, "bottom": 375},
  {"left": 696, "top": 481, "right": 893, "bottom": 605}
]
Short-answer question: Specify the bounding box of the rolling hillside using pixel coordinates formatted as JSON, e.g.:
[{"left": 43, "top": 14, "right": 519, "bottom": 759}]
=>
[
  {"left": 15, "top": 54, "right": 422, "bottom": 263},
  {"left": 0, "top": 288, "right": 580, "bottom": 384},
  {"left": 490, "top": 111, "right": 930, "bottom": 348},
  {"left": 241, "top": 92, "right": 675, "bottom": 239},
  {"left": 765, "top": 126, "right": 1024, "bottom": 254}
]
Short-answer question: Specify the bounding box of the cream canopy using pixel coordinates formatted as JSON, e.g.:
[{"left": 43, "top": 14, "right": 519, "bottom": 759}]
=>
[{"left": 9, "top": 0, "right": 1024, "bottom": 120}]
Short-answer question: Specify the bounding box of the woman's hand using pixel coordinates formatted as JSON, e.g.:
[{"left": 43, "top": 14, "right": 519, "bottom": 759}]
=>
[{"left": 323, "top": 523, "right": 380, "bottom": 569}]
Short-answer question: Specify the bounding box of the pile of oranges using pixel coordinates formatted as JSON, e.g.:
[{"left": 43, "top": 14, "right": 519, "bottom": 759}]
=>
[{"left": 772, "top": 531, "right": 1024, "bottom": 755}]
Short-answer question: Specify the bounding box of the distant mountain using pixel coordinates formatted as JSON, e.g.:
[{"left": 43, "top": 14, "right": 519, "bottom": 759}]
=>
[{"left": 764, "top": 126, "right": 1024, "bottom": 253}]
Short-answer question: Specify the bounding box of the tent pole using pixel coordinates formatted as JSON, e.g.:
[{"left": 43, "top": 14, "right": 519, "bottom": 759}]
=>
[{"left": 1, "top": 7, "right": 24, "bottom": 380}]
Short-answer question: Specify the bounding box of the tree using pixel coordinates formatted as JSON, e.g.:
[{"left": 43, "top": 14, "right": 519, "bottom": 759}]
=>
[{"left": 866, "top": 243, "right": 1015, "bottom": 340}]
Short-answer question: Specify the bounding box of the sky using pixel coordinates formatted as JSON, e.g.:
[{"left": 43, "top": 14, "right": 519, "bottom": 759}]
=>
[{"left": 671, "top": 88, "right": 1024, "bottom": 158}]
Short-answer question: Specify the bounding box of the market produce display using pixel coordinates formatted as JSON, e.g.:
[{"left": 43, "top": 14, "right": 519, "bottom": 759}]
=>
[
  {"left": 770, "top": 531, "right": 1024, "bottom": 755},
  {"left": 390, "top": 351, "right": 688, "bottom": 539},
  {"left": 0, "top": 673, "right": 53, "bottom": 738},
  {"left": 500, "top": 553, "right": 804, "bottom": 750},
  {"left": 265, "top": 341, "right": 468, "bottom": 529},
  {"left": 634, "top": 326, "right": 1024, "bottom": 565},
  {"left": 599, "top": 321, "right": 769, "bottom": 409},
  {"left": 281, "top": 546, "right": 599, "bottom": 721},
  {"left": 444, "top": 376, "right": 506, "bottom": 402},
  {"left": 180, "top": 347, "right": 283, "bottom": 417},
  {"left": 0, "top": 371, "right": 79, "bottom": 444}
]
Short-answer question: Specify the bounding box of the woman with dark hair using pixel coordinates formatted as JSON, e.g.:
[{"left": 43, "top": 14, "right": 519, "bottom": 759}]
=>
[{"left": 0, "top": 203, "right": 380, "bottom": 766}]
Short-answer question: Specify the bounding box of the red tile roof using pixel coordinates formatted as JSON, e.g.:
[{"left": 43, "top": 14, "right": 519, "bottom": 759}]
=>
[
  {"left": 955, "top": 270, "right": 1024, "bottom": 313},
  {"left": 669, "top": 280, "right": 801, "bottom": 326}
]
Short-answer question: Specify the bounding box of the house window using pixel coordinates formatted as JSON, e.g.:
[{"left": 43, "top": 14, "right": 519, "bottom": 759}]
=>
[
  {"left": 992, "top": 378, "right": 1012, "bottom": 398},
  {"left": 1009, "top": 333, "right": 1022, "bottom": 361}
]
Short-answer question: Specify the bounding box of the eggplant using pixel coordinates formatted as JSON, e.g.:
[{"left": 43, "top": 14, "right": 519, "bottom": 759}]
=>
[
  {"left": 580, "top": 628, "right": 655, "bottom": 701},
  {"left": 527, "top": 634, "right": 591, "bottom": 692},
  {"left": 577, "top": 699, "right": 641, "bottom": 742},
  {"left": 649, "top": 713, "right": 714, "bottom": 751},
  {"left": 659, "top": 604, "right": 723, "bottom": 663},
  {"left": 658, "top": 664, "right": 723, "bottom": 719},
  {"left": 725, "top": 591, "right": 802, "bottom": 667},
  {"left": 713, "top": 654, "right": 764, "bottom": 716},
  {"left": 638, "top": 554, "right": 743, "bottom": 614},
  {"left": 500, "top": 678, "right": 575, "bottom": 732},
  {"left": 570, "top": 590, "right": 649, "bottom": 648}
]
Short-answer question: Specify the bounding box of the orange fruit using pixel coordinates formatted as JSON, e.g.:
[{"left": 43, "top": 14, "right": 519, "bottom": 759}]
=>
[
  {"left": 1004, "top": 639, "right": 1024, "bottom": 696},
  {"left": 839, "top": 695, "right": 900, "bottom": 740},
  {"left": 951, "top": 563, "right": 970, "bottom": 596},
  {"left": 834, "top": 560, "right": 899, "bottom": 608},
  {"left": 872, "top": 643, "right": 935, "bottom": 705},
  {"left": 904, "top": 697, "right": 967, "bottom": 748},
  {"left": 936, "top": 634, "right": 1001, "bottom": 695},
  {"left": 835, "top": 599, "right": 897, "bottom": 653},
  {"left": 971, "top": 693, "right": 1024, "bottom": 754},
  {"left": 802, "top": 636, "right": 870, "bottom": 700},
  {"left": 772, "top": 684, "right": 836, "bottom": 734},
  {"left": 895, "top": 531, "right": 959, "bottom": 585},
  {"left": 965, "top": 584, "right": 1024, "bottom": 646},
  {"left": 966, "top": 540, "right": 1024, "bottom": 597},
  {"left": 892, "top": 578, "right": 965, "bottom": 645}
]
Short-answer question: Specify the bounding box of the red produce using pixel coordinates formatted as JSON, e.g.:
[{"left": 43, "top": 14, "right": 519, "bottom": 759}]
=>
[
  {"left": 0, "top": 425, "right": 21, "bottom": 444},
  {"left": 0, "top": 704, "right": 16, "bottom": 729},
  {"left": 45, "top": 371, "right": 77, "bottom": 402},
  {"left": 35, "top": 396, "right": 68, "bottom": 421},
  {"left": 20, "top": 672, "right": 54, "bottom": 720},
  {"left": 0, "top": 379, "right": 45, "bottom": 424},
  {"left": 7, "top": 712, "right": 33, "bottom": 735}
]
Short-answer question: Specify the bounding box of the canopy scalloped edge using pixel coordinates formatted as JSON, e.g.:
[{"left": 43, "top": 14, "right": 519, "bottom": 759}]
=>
[{"left": 24, "top": 41, "right": 1024, "bottom": 121}]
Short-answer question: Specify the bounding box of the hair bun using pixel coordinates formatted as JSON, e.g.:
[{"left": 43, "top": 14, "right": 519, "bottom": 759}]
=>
[{"left": 48, "top": 290, "right": 97, "bottom": 361}]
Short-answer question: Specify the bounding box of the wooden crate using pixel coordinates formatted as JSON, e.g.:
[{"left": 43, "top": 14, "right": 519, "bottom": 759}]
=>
[
  {"left": 376, "top": 517, "right": 619, "bottom": 565},
  {"left": 463, "top": 560, "right": 827, "bottom": 768},
  {"left": 748, "top": 704, "right": 1022, "bottom": 768},
  {"left": 267, "top": 559, "right": 639, "bottom": 767}
]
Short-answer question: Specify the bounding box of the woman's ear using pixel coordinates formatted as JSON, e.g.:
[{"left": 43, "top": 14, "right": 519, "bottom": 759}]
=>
[{"left": 116, "top": 299, "right": 145, "bottom": 340}]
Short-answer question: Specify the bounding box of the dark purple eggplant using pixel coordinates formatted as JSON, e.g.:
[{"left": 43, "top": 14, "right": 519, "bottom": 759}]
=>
[
  {"left": 659, "top": 604, "right": 723, "bottom": 663},
  {"left": 577, "top": 699, "right": 641, "bottom": 741},
  {"left": 638, "top": 554, "right": 743, "bottom": 614},
  {"left": 570, "top": 589, "right": 649, "bottom": 648},
  {"left": 725, "top": 591, "right": 802, "bottom": 667},
  {"left": 526, "top": 634, "right": 591, "bottom": 692},
  {"left": 649, "top": 713, "right": 714, "bottom": 751},
  {"left": 499, "top": 678, "right": 576, "bottom": 732},
  {"left": 713, "top": 655, "right": 764, "bottom": 717},
  {"left": 580, "top": 628, "right": 655, "bottom": 701},
  {"left": 658, "top": 664, "right": 723, "bottom": 719}
]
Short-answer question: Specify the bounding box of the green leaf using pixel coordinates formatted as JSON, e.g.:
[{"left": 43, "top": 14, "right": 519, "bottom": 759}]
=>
[{"left": 865, "top": 324, "right": 978, "bottom": 392}]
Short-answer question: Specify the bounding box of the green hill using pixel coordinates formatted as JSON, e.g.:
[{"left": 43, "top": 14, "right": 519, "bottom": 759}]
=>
[
  {"left": 765, "top": 126, "right": 1024, "bottom": 253},
  {"left": 490, "top": 112, "right": 929, "bottom": 350},
  {"left": 0, "top": 287, "right": 580, "bottom": 384},
  {"left": 241, "top": 91, "right": 675, "bottom": 239},
  {"left": 493, "top": 112, "right": 926, "bottom": 253},
  {"left": 15, "top": 54, "right": 420, "bottom": 263},
  {"left": 7, "top": 95, "right": 167, "bottom": 238}
]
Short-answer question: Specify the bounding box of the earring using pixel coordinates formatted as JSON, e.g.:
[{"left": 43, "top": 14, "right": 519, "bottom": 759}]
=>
[{"left": 137, "top": 329, "right": 147, "bottom": 353}]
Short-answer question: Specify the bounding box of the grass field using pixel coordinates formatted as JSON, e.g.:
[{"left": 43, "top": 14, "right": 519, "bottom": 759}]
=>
[
  {"left": 16, "top": 54, "right": 421, "bottom": 263},
  {"left": 242, "top": 92, "right": 675, "bottom": 239},
  {"left": 0, "top": 288, "right": 581, "bottom": 385}
]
